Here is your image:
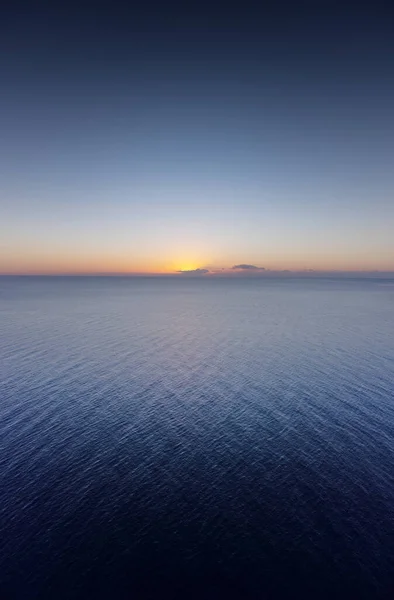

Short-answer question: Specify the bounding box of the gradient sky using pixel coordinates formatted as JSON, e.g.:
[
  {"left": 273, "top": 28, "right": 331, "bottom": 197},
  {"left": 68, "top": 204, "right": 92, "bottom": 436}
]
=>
[{"left": 1, "top": 1, "right": 393, "bottom": 274}]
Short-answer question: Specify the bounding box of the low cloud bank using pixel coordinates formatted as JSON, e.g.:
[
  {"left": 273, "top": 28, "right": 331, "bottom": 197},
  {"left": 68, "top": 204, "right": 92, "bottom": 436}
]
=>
[
  {"left": 232, "top": 264, "right": 265, "bottom": 270},
  {"left": 177, "top": 268, "right": 209, "bottom": 275}
]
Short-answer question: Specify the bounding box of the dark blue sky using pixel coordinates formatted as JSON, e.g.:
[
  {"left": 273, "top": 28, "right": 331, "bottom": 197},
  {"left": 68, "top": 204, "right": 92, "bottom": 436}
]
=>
[{"left": 1, "top": 1, "right": 393, "bottom": 273}]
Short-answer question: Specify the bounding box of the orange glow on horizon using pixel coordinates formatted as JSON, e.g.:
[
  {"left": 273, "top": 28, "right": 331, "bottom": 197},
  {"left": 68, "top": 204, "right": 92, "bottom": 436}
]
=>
[{"left": 1, "top": 248, "right": 393, "bottom": 276}]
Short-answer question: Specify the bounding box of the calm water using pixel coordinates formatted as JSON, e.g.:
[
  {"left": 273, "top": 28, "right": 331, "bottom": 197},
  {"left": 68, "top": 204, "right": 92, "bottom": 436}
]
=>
[{"left": 1, "top": 276, "right": 394, "bottom": 599}]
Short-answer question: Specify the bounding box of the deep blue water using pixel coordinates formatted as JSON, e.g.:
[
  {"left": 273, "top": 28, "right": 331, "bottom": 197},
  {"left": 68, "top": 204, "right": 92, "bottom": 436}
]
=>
[{"left": 1, "top": 276, "right": 394, "bottom": 599}]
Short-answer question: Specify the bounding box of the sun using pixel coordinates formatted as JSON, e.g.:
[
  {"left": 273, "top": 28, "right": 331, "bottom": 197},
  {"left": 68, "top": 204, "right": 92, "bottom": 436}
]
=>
[
  {"left": 162, "top": 256, "right": 206, "bottom": 273},
  {"left": 167, "top": 259, "right": 200, "bottom": 272},
  {"left": 178, "top": 263, "right": 198, "bottom": 272}
]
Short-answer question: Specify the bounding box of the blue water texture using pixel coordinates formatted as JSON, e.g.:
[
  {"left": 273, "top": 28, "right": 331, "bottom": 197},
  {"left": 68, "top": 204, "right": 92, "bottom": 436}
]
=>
[{"left": 1, "top": 276, "right": 394, "bottom": 599}]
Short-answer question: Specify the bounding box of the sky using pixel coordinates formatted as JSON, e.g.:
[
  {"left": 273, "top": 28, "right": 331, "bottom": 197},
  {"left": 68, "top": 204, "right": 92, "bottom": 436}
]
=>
[{"left": 1, "top": 1, "right": 393, "bottom": 275}]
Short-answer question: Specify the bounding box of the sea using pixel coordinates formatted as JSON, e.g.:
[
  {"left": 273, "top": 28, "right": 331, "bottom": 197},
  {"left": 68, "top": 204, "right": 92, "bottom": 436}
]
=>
[{"left": 1, "top": 276, "right": 394, "bottom": 599}]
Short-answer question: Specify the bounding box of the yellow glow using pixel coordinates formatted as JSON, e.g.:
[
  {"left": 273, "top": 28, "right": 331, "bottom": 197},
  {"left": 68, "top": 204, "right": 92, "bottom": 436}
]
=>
[
  {"left": 178, "top": 264, "right": 198, "bottom": 272},
  {"left": 162, "top": 257, "right": 206, "bottom": 273}
]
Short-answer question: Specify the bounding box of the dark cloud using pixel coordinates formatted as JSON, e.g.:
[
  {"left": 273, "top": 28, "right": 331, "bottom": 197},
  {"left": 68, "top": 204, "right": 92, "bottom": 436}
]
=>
[
  {"left": 177, "top": 268, "right": 209, "bottom": 275},
  {"left": 232, "top": 264, "right": 265, "bottom": 270}
]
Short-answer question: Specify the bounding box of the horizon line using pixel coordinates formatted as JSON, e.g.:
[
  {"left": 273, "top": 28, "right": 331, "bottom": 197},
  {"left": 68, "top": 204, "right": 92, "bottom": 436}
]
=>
[{"left": 1, "top": 270, "right": 394, "bottom": 278}]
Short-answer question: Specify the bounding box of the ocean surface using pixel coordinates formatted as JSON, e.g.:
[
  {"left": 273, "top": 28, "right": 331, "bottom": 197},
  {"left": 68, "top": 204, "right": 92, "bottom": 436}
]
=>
[{"left": 1, "top": 276, "right": 394, "bottom": 599}]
